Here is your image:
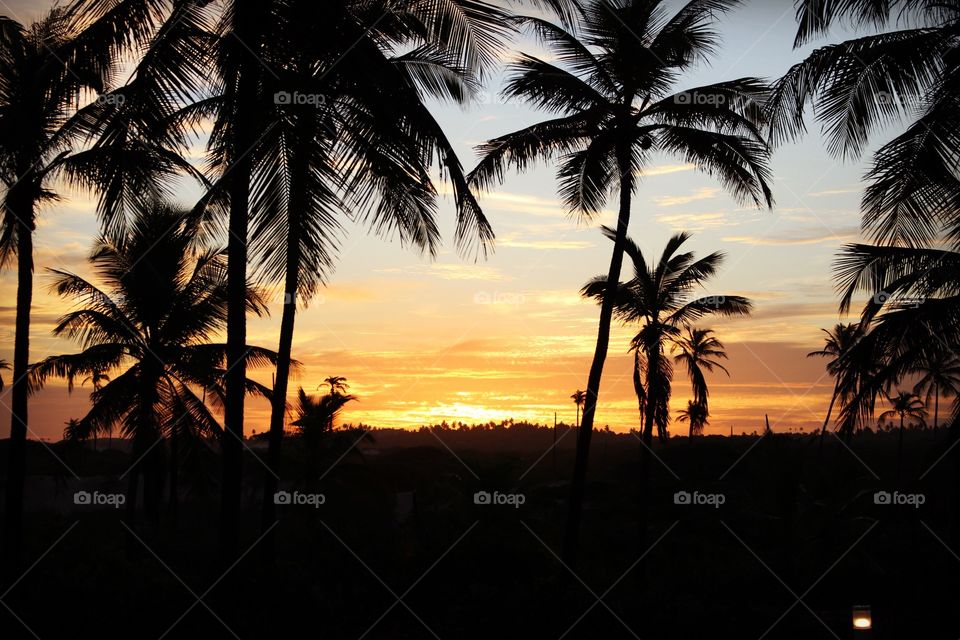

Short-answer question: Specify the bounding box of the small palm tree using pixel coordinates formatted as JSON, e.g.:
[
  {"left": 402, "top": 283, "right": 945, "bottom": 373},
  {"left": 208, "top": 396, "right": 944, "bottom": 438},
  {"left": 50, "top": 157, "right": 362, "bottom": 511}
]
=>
[
  {"left": 583, "top": 229, "right": 752, "bottom": 445},
  {"left": 570, "top": 389, "right": 586, "bottom": 428},
  {"left": 0, "top": 359, "right": 9, "bottom": 392},
  {"left": 673, "top": 327, "right": 730, "bottom": 434},
  {"left": 879, "top": 391, "right": 927, "bottom": 480},
  {"left": 29, "top": 204, "right": 279, "bottom": 523},
  {"left": 290, "top": 386, "right": 367, "bottom": 481},
  {"left": 677, "top": 401, "right": 709, "bottom": 438},
  {"left": 323, "top": 376, "right": 351, "bottom": 397},
  {"left": 808, "top": 323, "right": 861, "bottom": 440},
  {"left": 912, "top": 351, "right": 960, "bottom": 430}
]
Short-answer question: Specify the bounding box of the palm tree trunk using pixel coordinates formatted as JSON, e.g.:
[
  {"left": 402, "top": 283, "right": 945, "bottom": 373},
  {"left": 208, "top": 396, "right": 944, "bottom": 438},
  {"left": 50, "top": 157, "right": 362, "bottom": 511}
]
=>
[
  {"left": 260, "top": 206, "right": 303, "bottom": 557},
  {"left": 3, "top": 196, "right": 34, "bottom": 569},
  {"left": 934, "top": 382, "right": 940, "bottom": 429},
  {"left": 562, "top": 144, "right": 633, "bottom": 566},
  {"left": 168, "top": 424, "right": 178, "bottom": 524},
  {"left": 220, "top": 17, "right": 260, "bottom": 563},
  {"left": 897, "top": 413, "right": 905, "bottom": 482},
  {"left": 817, "top": 384, "right": 838, "bottom": 458}
]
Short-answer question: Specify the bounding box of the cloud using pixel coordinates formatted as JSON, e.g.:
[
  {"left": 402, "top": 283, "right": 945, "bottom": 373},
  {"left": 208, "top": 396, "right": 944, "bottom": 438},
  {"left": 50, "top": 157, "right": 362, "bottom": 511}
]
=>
[
  {"left": 641, "top": 163, "right": 695, "bottom": 177},
  {"left": 499, "top": 233, "right": 593, "bottom": 250},
  {"left": 653, "top": 187, "right": 721, "bottom": 207},
  {"left": 375, "top": 263, "right": 509, "bottom": 281},
  {"left": 722, "top": 225, "right": 860, "bottom": 245},
  {"left": 807, "top": 187, "right": 862, "bottom": 197},
  {"left": 654, "top": 211, "right": 744, "bottom": 230}
]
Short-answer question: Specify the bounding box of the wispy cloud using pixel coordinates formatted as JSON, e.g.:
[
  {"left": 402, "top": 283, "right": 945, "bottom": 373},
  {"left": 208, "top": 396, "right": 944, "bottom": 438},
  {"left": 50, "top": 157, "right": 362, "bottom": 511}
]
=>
[
  {"left": 375, "top": 263, "right": 509, "bottom": 281},
  {"left": 653, "top": 187, "right": 721, "bottom": 207},
  {"left": 722, "top": 225, "right": 860, "bottom": 246}
]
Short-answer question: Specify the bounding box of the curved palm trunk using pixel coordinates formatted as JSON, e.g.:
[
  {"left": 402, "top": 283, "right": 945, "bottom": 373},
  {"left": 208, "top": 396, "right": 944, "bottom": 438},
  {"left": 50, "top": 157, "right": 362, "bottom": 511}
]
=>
[
  {"left": 897, "top": 413, "right": 905, "bottom": 482},
  {"left": 562, "top": 144, "right": 633, "bottom": 566},
  {"left": 3, "top": 195, "right": 34, "bottom": 569}
]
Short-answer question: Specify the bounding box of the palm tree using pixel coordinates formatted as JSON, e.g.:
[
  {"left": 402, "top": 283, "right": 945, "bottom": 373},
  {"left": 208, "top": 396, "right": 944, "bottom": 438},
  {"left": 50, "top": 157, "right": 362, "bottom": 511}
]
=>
[
  {"left": 29, "top": 204, "right": 278, "bottom": 524},
  {"left": 585, "top": 230, "right": 751, "bottom": 443},
  {"left": 879, "top": 390, "right": 927, "bottom": 480},
  {"left": 0, "top": 6, "right": 192, "bottom": 562},
  {"left": 677, "top": 400, "right": 709, "bottom": 437},
  {"left": 290, "top": 386, "right": 367, "bottom": 482},
  {"left": 0, "top": 359, "right": 9, "bottom": 391},
  {"left": 570, "top": 389, "right": 586, "bottom": 428},
  {"left": 323, "top": 376, "right": 351, "bottom": 397},
  {"left": 469, "top": 0, "right": 773, "bottom": 563},
  {"left": 912, "top": 351, "right": 960, "bottom": 430},
  {"left": 808, "top": 323, "right": 861, "bottom": 442},
  {"left": 673, "top": 327, "right": 730, "bottom": 435},
  {"left": 769, "top": 1, "right": 960, "bottom": 248},
  {"left": 246, "top": 1, "right": 512, "bottom": 551},
  {"left": 583, "top": 229, "right": 750, "bottom": 556}
]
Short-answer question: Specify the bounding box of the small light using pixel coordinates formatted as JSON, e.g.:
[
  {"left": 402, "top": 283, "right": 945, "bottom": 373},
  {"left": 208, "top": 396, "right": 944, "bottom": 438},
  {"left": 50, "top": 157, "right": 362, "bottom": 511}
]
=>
[{"left": 852, "top": 605, "right": 872, "bottom": 630}]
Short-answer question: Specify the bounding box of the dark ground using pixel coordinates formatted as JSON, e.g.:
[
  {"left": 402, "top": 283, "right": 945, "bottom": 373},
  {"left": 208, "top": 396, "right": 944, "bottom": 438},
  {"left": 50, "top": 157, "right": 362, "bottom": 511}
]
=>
[{"left": 1, "top": 426, "right": 958, "bottom": 639}]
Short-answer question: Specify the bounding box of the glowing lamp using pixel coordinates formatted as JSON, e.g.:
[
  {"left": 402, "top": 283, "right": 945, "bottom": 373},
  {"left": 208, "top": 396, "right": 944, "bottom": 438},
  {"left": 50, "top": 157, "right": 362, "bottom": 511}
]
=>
[{"left": 852, "top": 605, "right": 872, "bottom": 631}]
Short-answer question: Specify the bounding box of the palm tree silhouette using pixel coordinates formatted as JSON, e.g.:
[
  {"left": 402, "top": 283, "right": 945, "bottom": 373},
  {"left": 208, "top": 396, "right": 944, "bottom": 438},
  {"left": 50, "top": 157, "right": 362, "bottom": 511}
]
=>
[
  {"left": 769, "top": 1, "right": 960, "bottom": 247},
  {"left": 912, "top": 351, "right": 960, "bottom": 430},
  {"left": 0, "top": 359, "right": 9, "bottom": 392},
  {"left": 808, "top": 323, "right": 861, "bottom": 442},
  {"left": 570, "top": 390, "right": 586, "bottom": 428},
  {"left": 227, "top": 0, "right": 510, "bottom": 552},
  {"left": 469, "top": 0, "right": 773, "bottom": 563},
  {"left": 0, "top": 7, "right": 190, "bottom": 560},
  {"left": 584, "top": 229, "right": 751, "bottom": 444},
  {"left": 879, "top": 391, "right": 927, "bottom": 480},
  {"left": 677, "top": 400, "right": 709, "bottom": 437},
  {"left": 29, "top": 204, "right": 278, "bottom": 524},
  {"left": 583, "top": 228, "right": 750, "bottom": 557},
  {"left": 673, "top": 327, "right": 730, "bottom": 436},
  {"left": 323, "top": 376, "right": 351, "bottom": 397}
]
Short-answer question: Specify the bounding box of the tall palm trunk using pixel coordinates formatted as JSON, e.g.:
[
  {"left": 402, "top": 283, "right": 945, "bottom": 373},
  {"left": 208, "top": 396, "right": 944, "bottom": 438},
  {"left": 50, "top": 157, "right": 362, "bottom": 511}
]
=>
[
  {"left": 562, "top": 142, "right": 633, "bottom": 566},
  {"left": 261, "top": 120, "right": 309, "bottom": 554},
  {"left": 220, "top": 15, "right": 259, "bottom": 562},
  {"left": 897, "top": 413, "right": 905, "bottom": 482},
  {"left": 168, "top": 424, "right": 178, "bottom": 524},
  {"left": 817, "top": 384, "right": 839, "bottom": 457},
  {"left": 636, "top": 341, "right": 659, "bottom": 584},
  {"left": 933, "top": 382, "right": 940, "bottom": 429},
  {"left": 3, "top": 191, "right": 34, "bottom": 569}
]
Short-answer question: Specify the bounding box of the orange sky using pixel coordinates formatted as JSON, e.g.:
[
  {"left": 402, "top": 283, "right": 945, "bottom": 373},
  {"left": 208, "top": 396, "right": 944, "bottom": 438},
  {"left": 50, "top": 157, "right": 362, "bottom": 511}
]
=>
[{"left": 0, "top": 0, "right": 886, "bottom": 441}]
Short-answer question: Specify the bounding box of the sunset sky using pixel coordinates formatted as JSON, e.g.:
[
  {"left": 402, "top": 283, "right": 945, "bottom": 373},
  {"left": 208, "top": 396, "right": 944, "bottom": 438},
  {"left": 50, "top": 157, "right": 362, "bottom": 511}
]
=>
[{"left": 0, "top": 0, "right": 888, "bottom": 440}]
